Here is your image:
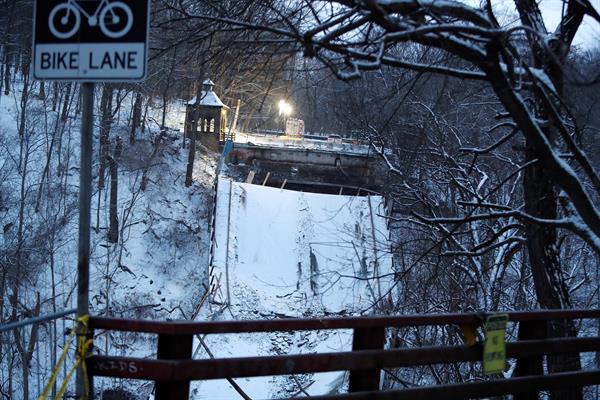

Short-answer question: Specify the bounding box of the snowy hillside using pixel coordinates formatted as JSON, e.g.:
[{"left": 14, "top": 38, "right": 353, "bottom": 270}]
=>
[
  {"left": 0, "top": 78, "right": 219, "bottom": 398},
  {"left": 89, "top": 137, "right": 213, "bottom": 320}
]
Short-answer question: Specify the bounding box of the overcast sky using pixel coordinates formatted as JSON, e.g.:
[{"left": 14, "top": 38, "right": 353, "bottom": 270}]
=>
[
  {"left": 461, "top": 0, "right": 599, "bottom": 48},
  {"left": 539, "top": 0, "right": 600, "bottom": 47}
]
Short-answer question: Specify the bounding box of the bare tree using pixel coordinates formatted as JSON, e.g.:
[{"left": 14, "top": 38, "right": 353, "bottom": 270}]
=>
[
  {"left": 187, "top": 0, "right": 600, "bottom": 392},
  {"left": 185, "top": 1, "right": 600, "bottom": 246}
]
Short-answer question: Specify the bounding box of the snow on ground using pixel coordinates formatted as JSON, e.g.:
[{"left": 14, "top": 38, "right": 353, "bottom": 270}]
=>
[
  {"left": 0, "top": 80, "right": 392, "bottom": 398},
  {"left": 214, "top": 179, "right": 393, "bottom": 314},
  {"left": 0, "top": 79, "right": 215, "bottom": 398},
  {"left": 192, "top": 178, "right": 394, "bottom": 398},
  {"left": 89, "top": 137, "right": 212, "bottom": 317},
  {"left": 89, "top": 129, "right": 216, "bottom": 396}
]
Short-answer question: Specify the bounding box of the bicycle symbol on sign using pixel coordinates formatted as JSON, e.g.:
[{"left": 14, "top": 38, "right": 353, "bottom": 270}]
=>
[{"left": 48, "top": 0, "right": 133, "bottom": 39}]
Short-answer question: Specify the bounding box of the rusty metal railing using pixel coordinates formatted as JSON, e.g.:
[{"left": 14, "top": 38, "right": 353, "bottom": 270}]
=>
[{"left": 87, "top": 309, "right": 600, "bottom": 399}]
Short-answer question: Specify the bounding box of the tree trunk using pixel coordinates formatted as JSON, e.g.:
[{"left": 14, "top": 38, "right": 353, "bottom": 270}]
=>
[
  {"left": 17, "top": 69, "right": 29, "bottom": 138},
  {"left": 98, "top": 84, "right": 113, "bottom": 191},
  {"left": 75, "top": 85, "right": 81, "bottom": 116},
  {"left": 38, "top": 80, "right": 45, "bottom": 100},
  {"left": 34, "top": 120, "right": 58, "bottom": 212},
  {"left": 12, "top": 100, "right": 30, "bottom": 398},
  {"left": 523, "top": 149, "right": 581, "bottom": 398},
  {"left": 60, "top": 83, "right": 71, "bottom": 122},
  {"left": 49, "top": 251, "right": 58, "bottom": 398},
  {"left": 521, "top": 11, "right": 583, "bottom": 399},
  {"left": 523, "top": 150, "right": 570, "bottom": 310},
  {"left": 13, "top": 293, "right": 40, "bottom": 400},
  {"left": 486, "top": 41, "right": 583, "bottom": 399},
  {"left": 185, "top": 110, "right": 198, "bottom": 187},
  {"left": 184, "top": 54, "right": 206, "bottom": 185},
  {"left": 130, "top": 91, "right": 142, "bottom": 144},
  {"left": 161, "top": 93, "right": 168, "bottom": 132},
  {"left": 3, "top": 53, "right": 10, "bottom": 95},
  {"left": 522, "top": 146, "right": 582, "bottom": 398},
  {"left": 505, "top": 4, "right": 586, "bottom": 396},
  {"left": 161, "top": 47, "right": 178, "bottom": 132},
  {"left": 141, "top": 100, "right": 149, "bottom": 134},
  {"left": 107, "top": 137, "right": 122, "bottom": 243},
  {"left": 51, "top": 82, "right": 58, "bottom": 111},
  {"left": 0, "top": 269, "right": 5, "bottom": 387},
  {"left": 0, "top": 61, "right": 4, "bottom": 96}
]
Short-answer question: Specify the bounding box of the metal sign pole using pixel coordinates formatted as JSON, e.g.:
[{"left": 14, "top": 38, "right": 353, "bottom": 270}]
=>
[{"left": 77, "top": 82, "right": 94, "bottom": 399}]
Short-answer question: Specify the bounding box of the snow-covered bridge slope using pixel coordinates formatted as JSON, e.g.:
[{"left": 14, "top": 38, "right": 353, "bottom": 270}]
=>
[
  {"left": 192, "top": 179, "right": 394, "bottom": 398},
  {"left": 212, "top": 178, "right": 394, "bottom": 315}
]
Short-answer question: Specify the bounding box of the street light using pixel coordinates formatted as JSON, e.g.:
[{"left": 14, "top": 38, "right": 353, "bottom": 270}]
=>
[
  {"left": 278, "top": 99, "right": 292, "bottom": 134},
  {"left": 278, "top": 99, "right": 292, "bottom": 116}
]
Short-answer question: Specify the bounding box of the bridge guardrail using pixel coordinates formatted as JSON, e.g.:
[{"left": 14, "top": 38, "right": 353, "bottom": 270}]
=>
[{"left": 86, "top": 309, "right": 600, "bottom": 399}]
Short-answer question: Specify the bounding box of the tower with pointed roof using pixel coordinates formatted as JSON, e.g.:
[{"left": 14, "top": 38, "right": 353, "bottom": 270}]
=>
[{"left": 184, "top": 79, "right": 231, "bottom": 149}]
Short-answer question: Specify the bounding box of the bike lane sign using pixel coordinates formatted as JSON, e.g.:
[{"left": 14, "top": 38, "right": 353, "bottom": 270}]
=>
[{"left": 33, "top": 0, "right": 149, "bottom": 81}]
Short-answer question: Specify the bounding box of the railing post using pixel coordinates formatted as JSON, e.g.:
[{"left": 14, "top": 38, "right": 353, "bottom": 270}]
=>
[
  {"left": 513, "top": 320, "right": 546, "bottom": 400},
  {"left": 155, "top": 333, "right": 193, "bottom": 400},
  {"left": 349, "top": 327, "right": 385, "bottom": 392}
]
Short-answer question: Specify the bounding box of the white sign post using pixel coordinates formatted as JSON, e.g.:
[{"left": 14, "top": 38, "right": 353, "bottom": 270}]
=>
[{"left": 33, "top": 0, "right": 149, "bottom": 81}]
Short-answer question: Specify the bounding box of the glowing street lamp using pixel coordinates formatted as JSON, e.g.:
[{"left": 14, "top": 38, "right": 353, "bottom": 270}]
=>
[
  {"left": 278, "top": 99, "right": 293, "bottom": 134},
  {"left": 278, "top": 99, "right": 293, "bottom": 116}
]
